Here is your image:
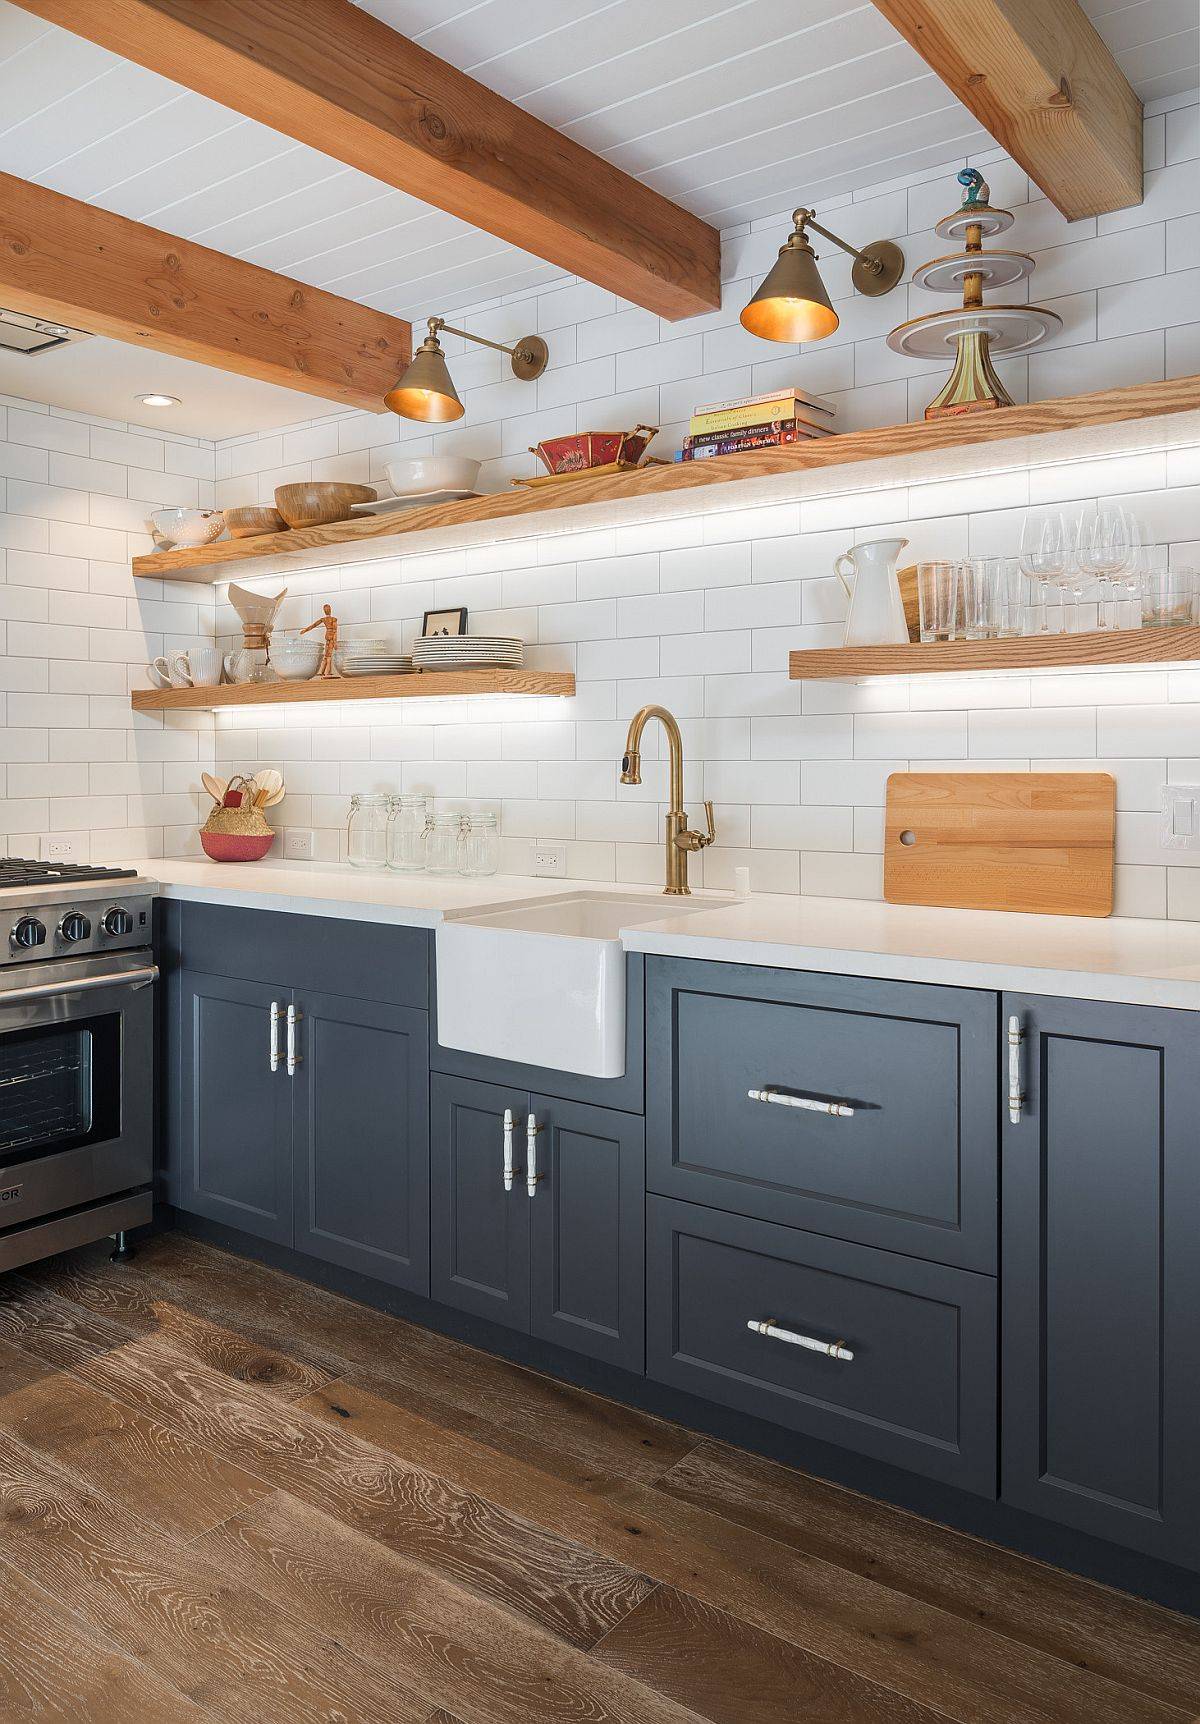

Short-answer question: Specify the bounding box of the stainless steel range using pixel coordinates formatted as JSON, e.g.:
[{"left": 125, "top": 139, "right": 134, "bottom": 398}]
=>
[{"left": 0, "top": 859, "right": 156, "bottom": 1272}]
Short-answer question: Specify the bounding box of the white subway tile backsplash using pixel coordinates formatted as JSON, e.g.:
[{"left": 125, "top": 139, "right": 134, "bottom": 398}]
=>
[
  {"left": 660, "top": 629, "right": 750, "bottom": 676},
  {"left": 856, "top": 710, "right": 969, "bottom": 758},
  {"left": 660, "top": 541, "right": 751, "bottom": 592},
  {"left": 617, "top": 591, "right": 704, "bottom": 637}
]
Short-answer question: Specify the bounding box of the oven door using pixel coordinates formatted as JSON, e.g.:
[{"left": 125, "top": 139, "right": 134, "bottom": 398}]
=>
[{"left": 0, "top": 950, "right": 156, "bottom": 1248}]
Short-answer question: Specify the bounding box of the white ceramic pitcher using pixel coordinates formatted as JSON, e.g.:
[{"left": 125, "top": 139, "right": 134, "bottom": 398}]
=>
[{"left": 833, "top": 537, "right": 910, "bottom": 647}]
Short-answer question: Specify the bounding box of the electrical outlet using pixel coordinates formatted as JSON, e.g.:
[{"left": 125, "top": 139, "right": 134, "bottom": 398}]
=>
[
  {"left": 283, "top": 828, "right": 315, "bottom": 861},
  {"left": 532, "top": 840, "right": 566, "bottom": 877},
  {"left": 40, "top": 836, "right": 83, "bottom": 864}
]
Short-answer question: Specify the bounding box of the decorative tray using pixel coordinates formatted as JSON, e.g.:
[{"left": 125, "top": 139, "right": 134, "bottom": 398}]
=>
[{"left": 511, "top": 458, "right": 669, "bottom": 490}]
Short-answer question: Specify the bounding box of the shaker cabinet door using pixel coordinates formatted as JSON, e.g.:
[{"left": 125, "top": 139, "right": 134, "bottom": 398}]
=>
[
  {"left": 430, "top": 1075, "right": 531, "bottom": 1332},
  {"left": 1002, "top": 993, "right": 1200, "bottom": 1570},
  {"left": 529, "top": 1096, "right": 645, "bottom": 1373},
  {"left": 292, "top": 991, "right": 430, "bottom": 1294},
  {"left": 177, "top": 972, "right": 293, "bottom": 1246}
]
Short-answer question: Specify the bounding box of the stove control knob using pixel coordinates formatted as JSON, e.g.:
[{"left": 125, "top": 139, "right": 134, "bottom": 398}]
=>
[
  {"left": 11, "top": 916, "right": 46, "bottom": 950},
  {"left": 59, "top": 911, "right": 91, "bottom": 944},
  {"left": 101, "top": 906, "right": 134, "bottom": 938}
]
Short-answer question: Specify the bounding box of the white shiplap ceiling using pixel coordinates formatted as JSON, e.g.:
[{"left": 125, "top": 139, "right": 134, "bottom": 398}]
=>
[{"left": 0, "top": 0, "right": 1194, "bottom": 436}]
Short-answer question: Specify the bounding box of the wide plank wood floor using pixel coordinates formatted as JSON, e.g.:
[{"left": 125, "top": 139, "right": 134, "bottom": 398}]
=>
[{"left": 0, "top": 1234, "right": 1196, "bottom": 1722}]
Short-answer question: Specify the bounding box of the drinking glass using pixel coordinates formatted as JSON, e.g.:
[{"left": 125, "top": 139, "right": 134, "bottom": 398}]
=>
[
  {"left": 1075, "top": 504, "right": 1132, "bottom": 630},
  {"left": 1019, "top": 511, "right": 1068, "bottom": 633},
  {"left": 1141, "top": 563, "right": 1194, "bottom": 628},
  {"left": 990, "top": 558, "right": 1026, "bottom": 638},
  {"left": 960, "top": 558, "right": 992, "bottom": 639},
  {"left": 917, "top": 560, "right": 959, "bottom": 642},
  {"left": 1111, "top": 514, "right": 1149, "bottom": 629}
]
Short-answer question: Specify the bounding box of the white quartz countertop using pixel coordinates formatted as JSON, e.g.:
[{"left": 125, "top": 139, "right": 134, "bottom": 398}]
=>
[
  {"left": 135, "top": 858, "right": 648, "bottom": 927},
  {"left": 138, "top": 859, "right": 1200, "bottom": 1011}
]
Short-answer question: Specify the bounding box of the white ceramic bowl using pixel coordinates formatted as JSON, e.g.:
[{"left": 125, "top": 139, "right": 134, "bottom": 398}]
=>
[
  {"left": 383, "top": 455, "right": 480, "bottom": 498},
  {"left": 150, "top": 507, "right": 225, "bottom": 547},
  {"left": 271, "top": 646, "right": 322, "bottom": 681}
]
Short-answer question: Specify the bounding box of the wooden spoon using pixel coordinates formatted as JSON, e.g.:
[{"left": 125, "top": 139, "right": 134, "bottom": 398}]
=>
[{"left": 201, "top": 772, "right": 227, "bottom": 804}]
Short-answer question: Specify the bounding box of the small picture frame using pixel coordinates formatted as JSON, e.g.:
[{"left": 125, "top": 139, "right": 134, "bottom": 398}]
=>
[{"left": 421, "top": 606, "right": 467, "bottom": 639}]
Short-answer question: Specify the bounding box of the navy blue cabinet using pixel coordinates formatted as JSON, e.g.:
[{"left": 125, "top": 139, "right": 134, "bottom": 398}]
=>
[
  {"left": 162, "top": 901, "right": 1200, "bottom": 1589},
  {"left": 168, "top": 908, "right": 432, "bottom": 1292},
  {"left": 292, "top": 991, "right": 429, "bottom": 1294},
  {"left": 431, "top": 1074, "right": 645, "bottom": 1371},
  {"left": 1002, "top": 994, "right": 1200, "bottom": 1570},
  {"left": 431, "top": 1075, "right": 531, "bottom": 1331},
  {"left": 529, "top": 1095, "right": 645, "bottom": 1370},
  {"left": 646, "top": 958, "right": 998, "bottom": 1271},
  {"left": 177, "top": 971, "right": 293, "bottom": 1246}
]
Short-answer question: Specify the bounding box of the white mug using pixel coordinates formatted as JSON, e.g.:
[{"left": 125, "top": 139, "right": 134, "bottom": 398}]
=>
[
  {"left": 186, "top": 646, "right": 223, "bottom": 687},
  {"left": 146, "top": 655, "right": 178, "bottom": 688}
]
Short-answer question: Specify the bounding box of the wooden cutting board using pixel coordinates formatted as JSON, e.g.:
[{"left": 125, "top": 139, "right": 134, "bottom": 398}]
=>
[{"left": 884, "top": 772, "right": 1116, "bottom": 916}]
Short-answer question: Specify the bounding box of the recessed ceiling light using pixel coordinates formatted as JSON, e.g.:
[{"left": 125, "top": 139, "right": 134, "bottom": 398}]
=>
[{"left": 135, "top": 392, "right": 180, "bottom": 408}]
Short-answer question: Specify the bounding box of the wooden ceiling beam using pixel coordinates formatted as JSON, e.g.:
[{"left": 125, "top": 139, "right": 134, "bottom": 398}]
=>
[
  {"left": 0, "top": 173, "right": 410, "bottom": 411},
  {"left": 13, "top": 0, "right": 721, "bottom": 321},
  {"left": 872, "top": 0, "right": 1142, "bottom": 219}
]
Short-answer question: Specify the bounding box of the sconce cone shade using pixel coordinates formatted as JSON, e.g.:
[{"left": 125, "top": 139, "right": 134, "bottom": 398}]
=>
[
  {"left": 740, "top": 231, "right": 839, "bottom": 343},
  {"left": 383, "top": 332, "right": 464, "bottom": 422}
]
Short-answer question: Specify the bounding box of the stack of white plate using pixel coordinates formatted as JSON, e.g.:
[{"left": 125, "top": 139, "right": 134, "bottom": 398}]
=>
[
  {"left": 334, "top": 638, "right": 411, "bottom": 677},
  {"left": 412, "top": 635, "right": 524, "bottom": 670}
]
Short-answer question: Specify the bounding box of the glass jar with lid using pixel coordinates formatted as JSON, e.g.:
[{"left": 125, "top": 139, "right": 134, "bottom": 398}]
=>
[
  {"left": 346, "top": 793, "right": 390, "bottom": 869},
  {"left": 425, "top": 810, "right": 466, "bottom": 876},
  {"left": 387, "top": 793, "right": 429, "bottom": 873},
  {"left": 463, "top": 811, "right": 500, "bottom": 876}
]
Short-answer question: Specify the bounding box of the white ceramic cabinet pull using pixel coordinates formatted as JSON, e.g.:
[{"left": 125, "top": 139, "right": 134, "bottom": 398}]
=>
[
  {"left": 286, "top": 1003, "right": 301, "bottom": 1076},
  {"left": 268, "top": 1001, "right": 281, "bottom": 1072},
  {"left": 747, "top": 1319, "right": 854, "bottom": 1362},
  {"left": 1007, "top": 1015, "right": 1024, "bottom": 1125},
  {"left": 748, "top": 1086, "right": 855, "bottom": 1118},
  {"left": 526, "top": 1113, "right": 543, "bottom": 1197},
  {"left": 502, "top": 1108, "right": 515, "bottom": 1192}
]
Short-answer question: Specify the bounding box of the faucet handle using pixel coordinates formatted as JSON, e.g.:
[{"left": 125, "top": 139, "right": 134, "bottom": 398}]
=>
[{"left": 678, "top": 801, "right": 717, "bottom": 852}]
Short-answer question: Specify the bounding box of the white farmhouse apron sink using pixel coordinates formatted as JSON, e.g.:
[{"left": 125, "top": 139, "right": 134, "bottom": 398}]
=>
[{"left": 435, "top": 891, "right": 719, "bottom": 1078}]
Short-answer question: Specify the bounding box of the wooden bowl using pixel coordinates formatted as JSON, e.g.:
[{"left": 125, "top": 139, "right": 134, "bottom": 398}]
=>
[
  {"left": 273, "top": 482, "right": 376, "bottom": 529},
  {"left": 225, "top": 505, "right": 287, "bottom": 539}
]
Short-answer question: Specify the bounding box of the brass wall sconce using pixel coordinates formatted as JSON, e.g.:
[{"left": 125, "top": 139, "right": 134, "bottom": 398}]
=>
[
  {"left": 384, "top": 316, "right": 548, "bottom": 422},
  {"left": 740, "top": 208, "right": 904, "bottom": 343}
]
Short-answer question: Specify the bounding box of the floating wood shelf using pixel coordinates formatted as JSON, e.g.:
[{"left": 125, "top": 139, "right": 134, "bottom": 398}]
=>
[
  {"left": 133, "top": 374, "right": 1200, "bottom": 582},
  {"left": 131, "top": 669, "right": 575, "bottom": 711},
  {"left": 789, "top": 627, "right": 1200, "bottom": 680}
]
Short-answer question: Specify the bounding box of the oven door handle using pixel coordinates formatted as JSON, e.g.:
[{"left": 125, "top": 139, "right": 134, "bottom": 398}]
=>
[{"left": 0, "top": 964, "right": 158, "bottom": 1005}]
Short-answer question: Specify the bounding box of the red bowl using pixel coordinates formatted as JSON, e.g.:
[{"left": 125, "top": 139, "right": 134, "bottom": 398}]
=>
[
  {"left": 201, "top": 831, "right": 276, "bottom": 863},
  {"left": 532, "top": 425, "right": 657, "bottom": 475}
]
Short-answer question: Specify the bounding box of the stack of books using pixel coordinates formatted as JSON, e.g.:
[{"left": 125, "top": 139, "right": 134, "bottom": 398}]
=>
[{"left": 677, "top": 386, "right": 836, "bottom": 461}]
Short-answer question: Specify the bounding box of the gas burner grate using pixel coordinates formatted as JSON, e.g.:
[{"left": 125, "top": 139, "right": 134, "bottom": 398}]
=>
[{"left": 0, "top": 858, "right": 138, "bottom": 888}]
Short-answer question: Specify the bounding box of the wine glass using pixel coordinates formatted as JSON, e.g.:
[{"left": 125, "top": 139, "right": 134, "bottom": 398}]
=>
[
  {"left": 1115, "top": 512, "right": 1148, "bottom": 629},
  {"left": 1019, "top": 511, "right": 1068, "bottom": 634},
  {"left": 1075, "top": 503, "right": 1132, "bottom": 630}
]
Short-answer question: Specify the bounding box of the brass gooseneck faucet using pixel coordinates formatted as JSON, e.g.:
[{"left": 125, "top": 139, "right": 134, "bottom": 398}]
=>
[{"left": 620, "top": 705, "right": 715, "bottom": 895}]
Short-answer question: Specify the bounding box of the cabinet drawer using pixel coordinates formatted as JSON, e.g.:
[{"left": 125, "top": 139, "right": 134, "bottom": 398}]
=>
[
  {"left": 647, "top": 1196, "right": 997, "bottom": 1495},
  {"left": 179, "top": 903, "right": 429, "bottom": 1009},
  {"left": 646, "top": 958, "right": 997, "bottom": 1270}
]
